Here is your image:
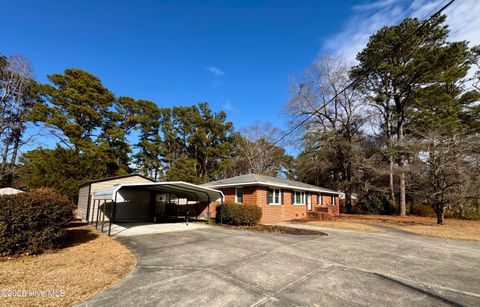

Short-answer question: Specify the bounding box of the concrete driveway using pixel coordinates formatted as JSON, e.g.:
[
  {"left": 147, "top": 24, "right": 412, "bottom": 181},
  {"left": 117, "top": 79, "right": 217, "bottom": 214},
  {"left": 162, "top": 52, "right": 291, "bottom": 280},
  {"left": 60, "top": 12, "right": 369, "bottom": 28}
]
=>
[{"left": 79, "top": 223, "right": 480, "bottom": 306}]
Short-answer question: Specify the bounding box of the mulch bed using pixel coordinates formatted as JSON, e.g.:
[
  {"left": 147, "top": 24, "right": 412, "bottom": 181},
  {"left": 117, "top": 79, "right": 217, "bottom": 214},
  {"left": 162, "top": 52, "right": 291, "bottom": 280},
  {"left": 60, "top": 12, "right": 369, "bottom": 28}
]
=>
[{"left": 218, "top": 224, "right": 328, "bottom": 236}]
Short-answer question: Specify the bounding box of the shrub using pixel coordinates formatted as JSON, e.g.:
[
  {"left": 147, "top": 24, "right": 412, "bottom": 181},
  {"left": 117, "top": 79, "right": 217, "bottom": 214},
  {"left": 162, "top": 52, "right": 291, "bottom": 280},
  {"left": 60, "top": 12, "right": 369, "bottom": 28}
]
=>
[
  {"left": 216, "top": 202, "right": 262, "bottom": 226},
  {"left": 0, "top": 188, "right": 75, "bottom": 256},
  {"left": 411, "top": 204, "right": 435, "bottom": 217},
  {"left": 354, "top": 191, "right": 395, "bottom": 215},
  {"left": 446, "top": 205, "right": 480, "bottom": 220}
]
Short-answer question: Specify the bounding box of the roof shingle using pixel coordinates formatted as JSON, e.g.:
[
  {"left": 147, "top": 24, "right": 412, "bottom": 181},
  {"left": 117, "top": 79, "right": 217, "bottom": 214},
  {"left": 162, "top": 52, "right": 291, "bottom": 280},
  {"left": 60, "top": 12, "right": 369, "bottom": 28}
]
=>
[{"left": 201, "top": 173, "right": 339, "bottom": 194}]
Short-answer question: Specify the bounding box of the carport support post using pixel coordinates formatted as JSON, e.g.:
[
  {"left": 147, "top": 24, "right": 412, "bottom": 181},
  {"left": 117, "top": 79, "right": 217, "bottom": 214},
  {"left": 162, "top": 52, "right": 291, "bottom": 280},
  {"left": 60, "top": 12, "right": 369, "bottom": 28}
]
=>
[
  {"left": 220, "top": 195, "right": 223, "bottom": 224},
  {"left": 101, "top": 200, "right": 106, "bottom": 233},
  {"left": 96, "top": 199, "right": 101, "bottom": 229},
  {"left": 86, "top": 194, "right": 91, "bottom": 224},
  {"left": 88, "top": 200, "right": 94, "bottom": 225},
  {"left": 108, "top": 191, "right": 117, "bottom": 236}
]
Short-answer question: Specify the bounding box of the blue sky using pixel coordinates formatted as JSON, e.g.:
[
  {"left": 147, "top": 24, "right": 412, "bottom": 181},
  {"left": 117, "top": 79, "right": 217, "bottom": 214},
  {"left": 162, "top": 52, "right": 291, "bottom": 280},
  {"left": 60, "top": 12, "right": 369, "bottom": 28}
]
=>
[
  {"left": 3, "top": 0, "right": 479, "bottom": 153},
  {"left": 3, "top": 1, "right": 355, "bottom": 130}
]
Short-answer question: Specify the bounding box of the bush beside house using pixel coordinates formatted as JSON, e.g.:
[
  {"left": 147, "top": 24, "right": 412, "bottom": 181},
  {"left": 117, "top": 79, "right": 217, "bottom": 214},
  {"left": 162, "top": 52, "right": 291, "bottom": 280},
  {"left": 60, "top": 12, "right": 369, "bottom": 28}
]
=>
[
  {"left": 354, "top": 191, "right": 396, "bottom": 215},
  {"left": 0, "top": 188, "right": 75, "bottom": 256},
  {"left": 216, "top": 202, "right": 262, "bottom": 226}
]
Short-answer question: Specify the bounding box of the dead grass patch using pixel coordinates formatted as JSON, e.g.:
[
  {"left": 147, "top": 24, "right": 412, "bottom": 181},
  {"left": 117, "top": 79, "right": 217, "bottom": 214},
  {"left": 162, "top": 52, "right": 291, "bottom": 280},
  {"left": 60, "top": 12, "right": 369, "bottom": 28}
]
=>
[
  {"left": 340, "top": 214, "right": 480, "bottom": 241},
  {"left": 305, "top": 220, "right": 382, "bottom": 232},
  {"left": 219, "top": 224, "right": 327, "bottom": 235},
  {"left": 0, "top": 221, "right": 136, "bottom": 307}
]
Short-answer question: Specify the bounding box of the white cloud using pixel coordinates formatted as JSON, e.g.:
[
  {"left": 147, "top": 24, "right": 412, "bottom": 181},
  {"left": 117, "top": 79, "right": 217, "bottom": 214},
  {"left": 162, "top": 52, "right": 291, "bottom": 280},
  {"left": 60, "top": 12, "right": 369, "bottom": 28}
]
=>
[
  {"left": 323, "top": 0, "right": 480, "bottom": 63},
  {"left": 205, "top": 65, "right": 225, "bottom": 76}
]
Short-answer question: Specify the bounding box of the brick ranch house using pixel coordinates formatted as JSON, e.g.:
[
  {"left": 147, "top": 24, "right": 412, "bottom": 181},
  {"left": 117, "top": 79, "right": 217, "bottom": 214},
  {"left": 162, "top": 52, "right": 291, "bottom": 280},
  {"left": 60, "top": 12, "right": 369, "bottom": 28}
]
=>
[
  {"left": 77, "top": 173, "right": 340, "bottom": 229},
  {"left": 201, "top": 174, "right": 340, "bottom": 224}
]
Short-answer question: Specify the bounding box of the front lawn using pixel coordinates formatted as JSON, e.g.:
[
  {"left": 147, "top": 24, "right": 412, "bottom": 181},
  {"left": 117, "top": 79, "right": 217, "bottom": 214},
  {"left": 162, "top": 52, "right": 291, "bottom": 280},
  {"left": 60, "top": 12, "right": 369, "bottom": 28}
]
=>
[
  {"left": 300, "top": 220, "right": 382, "bottom": 232},
  {"left": 338, "top": 214, "right": 480, "bottom": 241},
  {"left": 219, "top": 224, "right": 327, "bottom": 235},
  {"left": 0, "top": 221, "right": 135, "bottom": 307}
]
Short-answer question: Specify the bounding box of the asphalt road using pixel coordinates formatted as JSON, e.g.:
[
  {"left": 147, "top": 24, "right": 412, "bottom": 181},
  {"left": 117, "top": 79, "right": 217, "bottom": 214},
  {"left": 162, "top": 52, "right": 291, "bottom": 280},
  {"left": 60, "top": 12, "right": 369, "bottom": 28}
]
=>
[{"left": 79, "top": 223, "right": 480, "bottom": 306}]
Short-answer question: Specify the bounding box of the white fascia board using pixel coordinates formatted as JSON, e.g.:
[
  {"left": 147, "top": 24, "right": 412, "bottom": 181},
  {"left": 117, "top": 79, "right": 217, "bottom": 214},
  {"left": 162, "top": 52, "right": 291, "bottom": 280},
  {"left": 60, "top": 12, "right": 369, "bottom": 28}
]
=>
[
  {"left": 94, "top": 181, "right": 224, "bottom": 201},
  {"left": 205, "top": 182, "right": 340, "bottom": 195}
]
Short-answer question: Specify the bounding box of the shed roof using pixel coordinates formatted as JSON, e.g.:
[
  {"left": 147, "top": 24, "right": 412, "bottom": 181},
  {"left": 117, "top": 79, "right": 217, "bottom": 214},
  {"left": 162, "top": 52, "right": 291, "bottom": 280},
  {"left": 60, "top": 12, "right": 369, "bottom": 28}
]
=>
[
  {"left": 79, "top": 173, "right": 155, "bottom": 188},
  {"left": 93, "top": 181, "right": 223, "bottom": 202},
  {"left": 201, "top": 173, "right": 340, "bottom": 194}
]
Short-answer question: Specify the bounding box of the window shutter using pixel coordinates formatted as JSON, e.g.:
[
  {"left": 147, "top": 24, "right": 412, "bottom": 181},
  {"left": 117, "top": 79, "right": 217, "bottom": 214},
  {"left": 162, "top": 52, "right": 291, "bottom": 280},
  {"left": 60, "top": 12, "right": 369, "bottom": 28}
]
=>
[
  {"left": 291, "top": 191, "right": 294, "bottom": 204},
  {"left": 281, "top": 190, "right": 284, "bottom": 205},
  {"left": 267, "top": 188, "right": 272, "bottom": 204}
]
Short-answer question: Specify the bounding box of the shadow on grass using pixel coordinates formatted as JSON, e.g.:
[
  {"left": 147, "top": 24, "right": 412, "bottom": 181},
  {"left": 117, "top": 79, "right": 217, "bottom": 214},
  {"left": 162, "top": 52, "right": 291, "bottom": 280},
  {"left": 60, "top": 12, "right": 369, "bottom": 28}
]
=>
[
  {"left": 66, "top": 220, "right": 89, "bottom": 228},
  {"left": 63, "top": 228, "right": 99, "bottom": 248}
]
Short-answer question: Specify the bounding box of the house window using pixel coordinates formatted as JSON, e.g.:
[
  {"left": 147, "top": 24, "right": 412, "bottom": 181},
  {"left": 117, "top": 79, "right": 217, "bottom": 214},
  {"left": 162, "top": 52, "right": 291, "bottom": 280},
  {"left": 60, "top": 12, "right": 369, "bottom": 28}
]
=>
[
  {"left": 331, "top": 195, "right": 336, "bottom": 206},
  {"left": 317, "top": 193, "right": 322, "bottom": 205},
  {"left": 293, "top": 191, "right": 305, "bottom": 205},
  {"left": 235, "top": 187, "right": 243, "bottom": 204},
  {"left": 268, "top": 188, "right": 282, "bottom": 205}
]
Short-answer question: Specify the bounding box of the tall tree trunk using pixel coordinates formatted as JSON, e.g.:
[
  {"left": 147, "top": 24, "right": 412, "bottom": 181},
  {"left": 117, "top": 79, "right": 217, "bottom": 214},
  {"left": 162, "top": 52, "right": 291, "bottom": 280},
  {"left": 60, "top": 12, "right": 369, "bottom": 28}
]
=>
[
  {"left": 389, "top": 157, "right": 396, "bottom": 209},
  {"left": 1, "top": 142, "right": 9, "bottom": 174},
  {"left": 6, "top": 129, "right": 21, "bottom": 186},
  {"left": 386, "top": 113, "right": 396, "bottom": 209},
  {"left": 434, "top": 204, "right": 445, "bottom": 225},
  {"left": 399, "top": 171, "right": 406, "bottom": 216},
  {"left": 345, "top": 155, "right": 353, "bottom": 213},
  {"left": 397, "top": 120, "right": 406, "bottom": 217}
]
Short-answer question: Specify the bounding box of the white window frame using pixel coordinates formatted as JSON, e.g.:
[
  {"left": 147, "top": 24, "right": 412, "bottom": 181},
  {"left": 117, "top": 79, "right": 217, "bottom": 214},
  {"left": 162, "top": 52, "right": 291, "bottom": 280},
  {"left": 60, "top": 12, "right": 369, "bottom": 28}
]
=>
[
  {"left": 293, "top": 191, "right": 306, "bottom": 205},
  {"left": 235, "top": 187, "right": 243, "bottom": 204},
  {"left": 268, "top": 188, "right": 282, "bottom": 205}
]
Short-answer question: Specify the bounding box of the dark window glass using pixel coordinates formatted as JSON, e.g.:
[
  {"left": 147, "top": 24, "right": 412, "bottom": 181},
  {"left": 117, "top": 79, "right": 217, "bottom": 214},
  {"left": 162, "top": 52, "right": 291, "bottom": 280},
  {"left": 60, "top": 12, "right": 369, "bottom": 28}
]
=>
[
  {"left": 236, "top": 188, "right": 243, "bottom": 203},
  {"left": 268, "top": 188, "right": 273, "bottom": 204},
  {"left": 274, "top": 190, "right": 279, "bottom": 203}
]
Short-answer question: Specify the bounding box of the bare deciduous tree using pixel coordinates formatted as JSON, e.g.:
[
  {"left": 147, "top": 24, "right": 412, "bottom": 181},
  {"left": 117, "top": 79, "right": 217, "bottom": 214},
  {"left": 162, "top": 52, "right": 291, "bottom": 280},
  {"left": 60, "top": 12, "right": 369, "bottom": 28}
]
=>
[
  {"left": 286, "top": 55, "right": 368, "bottom": 212},
  {"left": 234, "top": 121, "right": 290, "bottom": 177},
  {"left": 411, "top": 129, "right": 472, "bottom": 224},
  {"left": 0, "top": 55, "right": 36, "bottom": 186}
]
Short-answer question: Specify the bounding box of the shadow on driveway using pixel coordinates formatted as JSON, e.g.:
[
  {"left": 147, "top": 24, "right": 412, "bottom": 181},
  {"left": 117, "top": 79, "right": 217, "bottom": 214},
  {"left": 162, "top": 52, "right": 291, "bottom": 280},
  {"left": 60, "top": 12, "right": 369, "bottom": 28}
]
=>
[{"left": 78, "top": 224, "right": 480, "bottom": 306}]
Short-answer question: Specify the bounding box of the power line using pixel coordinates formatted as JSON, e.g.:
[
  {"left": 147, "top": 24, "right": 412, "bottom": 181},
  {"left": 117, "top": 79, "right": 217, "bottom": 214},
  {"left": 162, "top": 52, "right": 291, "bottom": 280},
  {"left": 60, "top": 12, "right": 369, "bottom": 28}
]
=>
[{"left": 250, "top": 0, "right": 455, "bottom": 163}]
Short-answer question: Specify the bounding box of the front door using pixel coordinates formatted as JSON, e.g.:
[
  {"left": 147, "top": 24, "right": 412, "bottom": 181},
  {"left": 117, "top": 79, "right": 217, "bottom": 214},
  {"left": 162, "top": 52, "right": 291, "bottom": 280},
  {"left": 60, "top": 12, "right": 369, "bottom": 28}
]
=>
[{"left": 307, "top": 193, "right": 312, "bottom": 211}]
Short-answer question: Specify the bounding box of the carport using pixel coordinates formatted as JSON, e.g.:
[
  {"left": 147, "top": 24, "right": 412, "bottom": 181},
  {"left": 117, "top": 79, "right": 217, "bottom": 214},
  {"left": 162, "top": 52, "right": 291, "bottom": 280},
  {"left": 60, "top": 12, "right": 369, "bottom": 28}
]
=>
[{"left": 87, "top": 181, "right": 223, "bottom": 235}]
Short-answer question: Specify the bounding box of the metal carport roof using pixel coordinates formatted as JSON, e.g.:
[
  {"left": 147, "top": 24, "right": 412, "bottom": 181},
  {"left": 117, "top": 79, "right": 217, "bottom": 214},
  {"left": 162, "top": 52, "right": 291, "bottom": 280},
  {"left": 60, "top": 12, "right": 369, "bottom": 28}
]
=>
[{"left": 93, "top": 181, "right": 223, "bottom": 202}]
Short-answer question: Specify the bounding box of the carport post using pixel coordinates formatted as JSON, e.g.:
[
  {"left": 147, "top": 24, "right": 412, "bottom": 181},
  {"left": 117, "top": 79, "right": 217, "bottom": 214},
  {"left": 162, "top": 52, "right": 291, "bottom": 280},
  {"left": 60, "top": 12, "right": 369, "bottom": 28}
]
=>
[
  {"left": 108, "top": 191, "right": 117, "bottom": 236},
  {"left": 101, "top": 200, "right": 106, "bottom": 233},
  {"left": 86, "top": 194, "right": 91, "bottom": 224},
  {"left": 88, "top": 199, "right": 93, "bottom": 225},
  {"left": 96, "top": 199, "right": 101, "bottom": 229},
  {"left": 220, "top": 195, "right": 224, "bottom": 224}
]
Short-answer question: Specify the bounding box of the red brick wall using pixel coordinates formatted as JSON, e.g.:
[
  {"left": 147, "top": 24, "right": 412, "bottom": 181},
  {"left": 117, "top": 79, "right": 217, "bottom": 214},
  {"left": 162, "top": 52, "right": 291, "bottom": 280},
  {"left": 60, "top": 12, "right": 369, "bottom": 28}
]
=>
[
  {"left": 318, "top": 193, "right": 340, "bottom": 217},
  {"left": 200, "top": 186, "right": 339, "bottom": 223},
  {"left": 258, "top": 187, "right": 309, "bottom": 224}
]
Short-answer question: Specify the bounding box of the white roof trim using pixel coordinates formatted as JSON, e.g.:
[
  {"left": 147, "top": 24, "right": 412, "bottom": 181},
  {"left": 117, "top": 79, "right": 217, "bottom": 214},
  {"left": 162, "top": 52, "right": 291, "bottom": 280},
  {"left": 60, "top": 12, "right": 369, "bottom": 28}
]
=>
[
  {"left": 205, "top": 181, "right": 340, "bottom": 194},
  {"left": 93, "top": 181, "right": 224, "bottom": 202}
]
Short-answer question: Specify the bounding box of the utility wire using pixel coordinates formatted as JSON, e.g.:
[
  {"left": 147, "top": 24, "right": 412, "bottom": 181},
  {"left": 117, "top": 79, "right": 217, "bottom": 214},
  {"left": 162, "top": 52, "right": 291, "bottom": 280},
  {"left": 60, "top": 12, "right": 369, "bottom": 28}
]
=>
[{"left": 250, "top": 0, "right": 455, "bottom": 163}]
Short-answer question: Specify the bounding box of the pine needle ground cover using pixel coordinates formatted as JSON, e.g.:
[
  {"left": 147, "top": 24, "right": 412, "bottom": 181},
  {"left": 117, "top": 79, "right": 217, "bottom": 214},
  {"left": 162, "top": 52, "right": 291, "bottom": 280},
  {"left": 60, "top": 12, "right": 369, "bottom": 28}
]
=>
[
  {"left": 303, "top": 220, "right": 381, "bottom": 232},
  {"left": 339, "top": 214, "right": 480, "bottom": 241},
  {"left": 0, "top": 222, "right": 135, "bottom": 307}
]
